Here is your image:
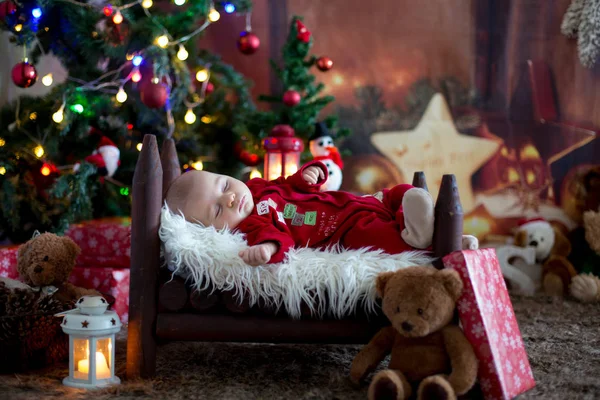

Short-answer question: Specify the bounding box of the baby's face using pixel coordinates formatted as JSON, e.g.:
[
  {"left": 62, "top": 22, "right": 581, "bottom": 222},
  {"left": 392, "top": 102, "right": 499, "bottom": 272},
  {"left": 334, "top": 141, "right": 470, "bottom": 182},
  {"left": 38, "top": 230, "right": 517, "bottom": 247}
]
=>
[{"left": 175, "top": 170, "right": 254, "bottom": 230}]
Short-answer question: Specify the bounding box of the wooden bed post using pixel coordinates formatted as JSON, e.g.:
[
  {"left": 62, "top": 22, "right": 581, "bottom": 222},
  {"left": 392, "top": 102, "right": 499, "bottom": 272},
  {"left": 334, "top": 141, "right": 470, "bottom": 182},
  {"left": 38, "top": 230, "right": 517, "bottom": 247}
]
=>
[
  {"left": 412, "top": 171, "right": 428, "bottom": 191},
  {"left": 160, "top": 138, "right": 181, "bottom": 198},
  {"left": 127, "top": 134, "right": 163, "bottom": 379},
  {"left": 432, "top": 174, "right": 464, "bottom": 269}
]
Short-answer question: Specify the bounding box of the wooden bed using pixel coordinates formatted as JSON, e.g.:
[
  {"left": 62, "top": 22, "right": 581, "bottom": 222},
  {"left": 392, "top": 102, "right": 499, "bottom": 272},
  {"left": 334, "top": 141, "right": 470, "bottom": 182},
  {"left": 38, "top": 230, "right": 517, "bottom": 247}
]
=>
[{"left": 126, "top": 134, "right": 465, "bottom": 379}]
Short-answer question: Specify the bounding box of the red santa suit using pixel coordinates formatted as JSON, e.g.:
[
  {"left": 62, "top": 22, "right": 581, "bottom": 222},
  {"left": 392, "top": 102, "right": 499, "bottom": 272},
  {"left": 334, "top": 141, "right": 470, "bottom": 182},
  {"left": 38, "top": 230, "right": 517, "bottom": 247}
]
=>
[{"left": 237, "top": 161, "right": 419, "bottom": 264}]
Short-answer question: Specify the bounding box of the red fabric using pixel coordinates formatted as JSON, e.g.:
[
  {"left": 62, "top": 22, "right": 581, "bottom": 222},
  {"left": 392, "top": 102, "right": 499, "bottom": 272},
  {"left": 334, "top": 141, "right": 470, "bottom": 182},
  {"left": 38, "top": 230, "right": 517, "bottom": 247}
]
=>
[
  {"left": 443, "top": 249, "right": 535, "bottom": 399},
  {"left": 238, "top": 161, "right": 417, "bottom": 263}
]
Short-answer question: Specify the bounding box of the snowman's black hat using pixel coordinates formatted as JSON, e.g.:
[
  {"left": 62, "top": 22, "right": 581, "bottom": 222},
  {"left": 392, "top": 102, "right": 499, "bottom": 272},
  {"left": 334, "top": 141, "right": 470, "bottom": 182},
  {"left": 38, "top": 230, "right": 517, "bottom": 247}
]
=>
[{"left": 309, "top": 121, "right": 335, "bottom": 142}]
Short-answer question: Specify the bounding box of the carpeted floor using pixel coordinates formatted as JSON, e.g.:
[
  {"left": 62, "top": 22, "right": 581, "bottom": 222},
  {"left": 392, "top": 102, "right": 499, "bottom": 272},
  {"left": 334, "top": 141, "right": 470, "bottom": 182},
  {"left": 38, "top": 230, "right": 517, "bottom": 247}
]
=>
[{"left": 1, "top": 294, "right": 599, "bottom": 400}]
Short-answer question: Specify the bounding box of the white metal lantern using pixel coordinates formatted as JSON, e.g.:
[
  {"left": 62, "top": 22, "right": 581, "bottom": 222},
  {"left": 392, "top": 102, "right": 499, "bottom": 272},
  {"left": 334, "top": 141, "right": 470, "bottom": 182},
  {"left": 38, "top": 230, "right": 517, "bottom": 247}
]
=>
[{"left": 56, "top": 295, "right": 122, "bottom": 389}]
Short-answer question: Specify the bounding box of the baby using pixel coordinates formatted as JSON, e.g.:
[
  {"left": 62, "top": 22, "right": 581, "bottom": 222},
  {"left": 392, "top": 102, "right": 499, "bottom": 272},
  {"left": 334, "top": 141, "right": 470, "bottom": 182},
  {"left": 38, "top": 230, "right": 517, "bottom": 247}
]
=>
[{"left": 166, "top": 161, "right": 435, "bottom": 266}]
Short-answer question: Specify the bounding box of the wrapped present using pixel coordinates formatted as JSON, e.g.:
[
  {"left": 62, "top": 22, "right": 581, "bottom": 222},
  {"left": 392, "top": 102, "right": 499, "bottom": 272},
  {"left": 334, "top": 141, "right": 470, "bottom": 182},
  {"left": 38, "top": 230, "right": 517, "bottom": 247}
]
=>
[
  {"left": 69, "top": 267, "right": 130, "bottom": 323},
  {"left": 65, "top": 217, "right": 131, "bottom": 269},
  {"left": 443, "top": 249, "right": 535, "bottom": 400},
  {"left": 0, "top": 245, "right": 20, "bottom": 279}
]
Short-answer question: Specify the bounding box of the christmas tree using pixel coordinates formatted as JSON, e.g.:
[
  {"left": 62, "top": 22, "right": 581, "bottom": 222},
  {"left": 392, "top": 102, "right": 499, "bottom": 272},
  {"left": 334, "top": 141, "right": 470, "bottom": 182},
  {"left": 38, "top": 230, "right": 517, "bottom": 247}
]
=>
[
  {"left": 239, "top": 16, "right": 350, "bottom": 166},
  {"left": 0, "top": 0, "right": 257, "bottom": 243}
]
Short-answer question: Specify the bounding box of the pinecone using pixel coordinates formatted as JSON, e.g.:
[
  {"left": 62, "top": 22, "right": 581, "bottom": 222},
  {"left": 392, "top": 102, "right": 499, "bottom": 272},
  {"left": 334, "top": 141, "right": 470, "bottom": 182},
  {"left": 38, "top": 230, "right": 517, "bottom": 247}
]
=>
[
  {"left": 0, "top": 281, "right": 10, "bottom": 316},
  {"left": 4, "top": 288, "right": 37, "bottom": 316}
]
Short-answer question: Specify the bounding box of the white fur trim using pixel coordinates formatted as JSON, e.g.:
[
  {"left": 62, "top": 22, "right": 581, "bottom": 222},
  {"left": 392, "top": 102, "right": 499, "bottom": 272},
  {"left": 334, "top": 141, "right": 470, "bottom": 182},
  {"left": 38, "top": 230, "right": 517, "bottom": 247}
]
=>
[{"left": 159, "top": 205, "right": 434, "bottom": 319}]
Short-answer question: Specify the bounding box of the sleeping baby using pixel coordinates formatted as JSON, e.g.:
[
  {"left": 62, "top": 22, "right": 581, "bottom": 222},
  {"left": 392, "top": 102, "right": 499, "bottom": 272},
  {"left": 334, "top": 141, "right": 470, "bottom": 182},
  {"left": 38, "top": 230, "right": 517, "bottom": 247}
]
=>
[{"left": 166, "top": 161, "right": 438, "bottom": 266}]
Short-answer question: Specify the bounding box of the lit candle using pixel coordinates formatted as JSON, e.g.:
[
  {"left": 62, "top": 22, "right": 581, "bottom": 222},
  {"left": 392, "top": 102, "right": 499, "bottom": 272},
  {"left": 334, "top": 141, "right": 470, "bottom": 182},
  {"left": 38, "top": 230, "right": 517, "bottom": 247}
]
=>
[{"left": 76, "top": 352, "right": 111, "bottom": 380}]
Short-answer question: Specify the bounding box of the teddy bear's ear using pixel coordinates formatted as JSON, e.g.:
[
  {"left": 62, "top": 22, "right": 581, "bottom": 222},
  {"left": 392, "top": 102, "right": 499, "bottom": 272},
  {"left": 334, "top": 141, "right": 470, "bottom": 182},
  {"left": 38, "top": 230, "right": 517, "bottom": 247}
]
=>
[
  {"left": 552, "top": 227, "right": 571, "bottom": 257},
  {"left": 438, "top": 269, "right": 463, "bottom": 301},
  {"left": 16, "top": 240, "right": 33, "bottom": 284},
  {"left": 514, "top": 230, "right": 527, "bottom": 247},
  {"left": 61, "top": 236, "right": 81, "bottom": 260},
  {"left": 375, "top": 271, "right": 395, "bottom": 298}
]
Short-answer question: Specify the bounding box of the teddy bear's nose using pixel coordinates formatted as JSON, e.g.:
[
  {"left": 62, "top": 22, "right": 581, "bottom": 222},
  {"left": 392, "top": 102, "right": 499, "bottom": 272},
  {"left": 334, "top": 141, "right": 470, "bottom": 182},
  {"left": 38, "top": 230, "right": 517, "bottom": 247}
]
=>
[
  {"left": 401, "top": 321, "right": 413, "bottom": 332},
  {"left": 529, "top": 240, "right": 538, "bottom": 247},
  {"left": 34, "top": 265, "right": 43, "bottom": 274}
]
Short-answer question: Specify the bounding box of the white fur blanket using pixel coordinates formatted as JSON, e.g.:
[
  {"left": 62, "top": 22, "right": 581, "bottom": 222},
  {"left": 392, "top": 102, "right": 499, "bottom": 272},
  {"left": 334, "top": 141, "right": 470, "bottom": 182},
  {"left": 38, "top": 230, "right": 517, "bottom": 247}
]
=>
[{"left": 159, "top": 206, "right": 434, "bottom": 319}]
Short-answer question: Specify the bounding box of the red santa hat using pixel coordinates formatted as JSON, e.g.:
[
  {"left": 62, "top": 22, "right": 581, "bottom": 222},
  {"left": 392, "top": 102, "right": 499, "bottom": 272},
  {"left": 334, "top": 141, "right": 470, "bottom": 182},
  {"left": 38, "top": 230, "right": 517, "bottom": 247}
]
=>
[
  {"left": 313, "top": 147, "right": 344, "bottom": 169},
  {"left": 97, "top": 136, "right": 117, "bottom": 149},
  {"left": 517, "top": 217, "right": 548, "bottom": 227}
]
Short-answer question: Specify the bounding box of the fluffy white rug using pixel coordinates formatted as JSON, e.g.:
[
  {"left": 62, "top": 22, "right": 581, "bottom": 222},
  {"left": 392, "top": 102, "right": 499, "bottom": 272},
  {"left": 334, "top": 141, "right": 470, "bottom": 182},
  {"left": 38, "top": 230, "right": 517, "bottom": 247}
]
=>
[{"left": 159, "top": 206, "right": 434, "bottom": 319}]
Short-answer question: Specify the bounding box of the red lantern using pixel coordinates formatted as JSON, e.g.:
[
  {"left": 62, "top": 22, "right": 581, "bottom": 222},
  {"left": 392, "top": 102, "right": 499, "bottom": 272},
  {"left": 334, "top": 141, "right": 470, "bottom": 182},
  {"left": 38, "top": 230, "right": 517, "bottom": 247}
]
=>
[{"left": 263, "top": 124, "right": 304, "bottom": 180}]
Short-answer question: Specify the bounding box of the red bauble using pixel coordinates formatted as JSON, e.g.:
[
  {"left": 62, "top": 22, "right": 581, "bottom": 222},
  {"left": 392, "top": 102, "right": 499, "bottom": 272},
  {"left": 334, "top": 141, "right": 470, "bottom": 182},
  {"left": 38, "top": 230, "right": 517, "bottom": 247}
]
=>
[
  {"left": 316, "top": 56, "right": 334, "bottom": 72},
  {"left": 239, "top": 150, "right": 261, "bottom": 167},
  {"left": 204, "top": 82, "right": 214, "bottom": 95},
  {"left": 0, "top": 1, "right": 17, "bottom": 19},
  {"left": 140, "top": 81, "right": 168, "bottom": 109},
  {"left": 282, "top": 90, "right": 301, "bottom": 107},
  {"left": 237, "top": 31, "right": 260, "bottom": 55},
  {"left": 11, "top": 61, "right": 38, "bottom": 88}
]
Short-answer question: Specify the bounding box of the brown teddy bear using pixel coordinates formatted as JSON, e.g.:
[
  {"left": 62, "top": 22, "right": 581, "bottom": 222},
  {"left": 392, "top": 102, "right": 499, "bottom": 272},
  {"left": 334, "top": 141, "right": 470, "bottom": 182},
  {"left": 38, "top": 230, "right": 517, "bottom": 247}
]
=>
[
  {"left": 350, "top": 266, "right": 478, "bottom": 400},
  {"left": 513, "top": 218, "right": 577, "bottom": 296},
  {"left": 15, "top": 232, "right": 99, "bottom": 303}
]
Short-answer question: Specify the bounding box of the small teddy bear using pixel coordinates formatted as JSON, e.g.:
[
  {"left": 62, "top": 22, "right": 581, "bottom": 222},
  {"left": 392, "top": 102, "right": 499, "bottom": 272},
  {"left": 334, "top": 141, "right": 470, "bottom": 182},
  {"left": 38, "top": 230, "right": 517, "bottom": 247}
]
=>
[
  {"left": 15, "top": 232, "right": 99, "bottom": 303},
  {"left": 350, "top": 266, "right": 478, "bottom": 400},
  {"left": 513, "top": 218, "right": 577, "bottom": 296},
  {"left": 570, "top": 208, "right": 600, "bottom": 302}
]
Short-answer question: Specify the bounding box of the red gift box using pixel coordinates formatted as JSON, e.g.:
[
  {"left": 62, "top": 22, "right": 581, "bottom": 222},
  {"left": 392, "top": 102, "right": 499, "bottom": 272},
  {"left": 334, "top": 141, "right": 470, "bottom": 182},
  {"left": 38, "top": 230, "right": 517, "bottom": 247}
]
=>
[
  {"left": 65, "top": 217, "right": 131, "bottom": 269},
  {"left": 0, "top": 245, "right": 20, "bottom": 279},
  {"left": 443, "top": 249, "right": 535, "bottom": 400}
]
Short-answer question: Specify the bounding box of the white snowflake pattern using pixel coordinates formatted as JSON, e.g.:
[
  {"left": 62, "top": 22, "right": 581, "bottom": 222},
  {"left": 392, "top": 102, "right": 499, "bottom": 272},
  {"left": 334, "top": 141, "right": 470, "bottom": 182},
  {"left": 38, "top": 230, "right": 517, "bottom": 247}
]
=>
[
  {"left": 505, "top": 303, "right": 514, "bottom": 318},
  {"left": 103, "top": 228, "right": 116, "bottom": 240},
  {"left": 88, "top": 238, "right": 98, "bottom": 248},
  {"left": 126, "top": 247, "right": 131, "bottom": 257},
  {"left": 113, "top": 271, "right": 126, "bottom": 282},
  {"left": 480, "top": 377, "right": 492, "bottom": 392},
  {"left": 471, "top": 322, "right": 484, "bottom": 338},
  {"left": 513, "top": 374, "right": 521, "bottom": 388},
  {"left": 502, "top": 333, "right": 509, "bottom": 346},
  {"left": 1, "top": 258, "right": 9, "bottom": 269},
  {"left": 488, "top": 361, "right": 496, "bottom": 374},
  {"left": 83, "top": 269, "right": 91, "bottom": 279},
  {"left": 121, "top": 312, "right": 128, "bottom": 322},
  {"left": 496, "top": 299, "right": 504, "bottom": 314},
  {"left": 73, "top": 230, "right": 84, "bottom": 241},
  {"left": 485, "top": 300, "right": 495, "bottom": 314},
  {"left": 93, "top": 277, "right": 100, "bottom": 287},
  {"left": 489, "top": 282, "right": 497, "bottom": 296},
  {"left": 458, "top": 298, "right": 472, "bottom": 313},
  {"left": 505, "top": 360, "right": 513, "bottom": 373},
  {"left": 519, "top": 360, "right": 527, "bottom": 374},
  {"left": 490, "top": 328, "right": 499, "bottom": 344},
  {"left": 504, "top": 320, "right": 514, "bottom": 333}
]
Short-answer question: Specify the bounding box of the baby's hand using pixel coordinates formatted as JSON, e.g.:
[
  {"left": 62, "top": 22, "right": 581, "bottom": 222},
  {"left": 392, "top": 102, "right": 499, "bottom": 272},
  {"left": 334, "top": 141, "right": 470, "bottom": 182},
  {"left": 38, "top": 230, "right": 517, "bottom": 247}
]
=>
[
  {"left": 302, "top": 165, "right": 325, "bottom": 184},
  {"left": 239, "top": 242, "right": 278, "bottom": 266}
]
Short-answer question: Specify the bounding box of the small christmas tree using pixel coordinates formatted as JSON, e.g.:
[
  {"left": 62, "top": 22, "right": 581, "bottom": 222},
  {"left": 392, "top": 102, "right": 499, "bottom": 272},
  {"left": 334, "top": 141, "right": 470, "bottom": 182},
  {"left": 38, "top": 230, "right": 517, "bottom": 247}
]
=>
[
  {"left": 239, "top": 16, "right": 350, "bottom": 166},
  {"left": 0, "top": 0, "right": 257, "bottom": 242}
]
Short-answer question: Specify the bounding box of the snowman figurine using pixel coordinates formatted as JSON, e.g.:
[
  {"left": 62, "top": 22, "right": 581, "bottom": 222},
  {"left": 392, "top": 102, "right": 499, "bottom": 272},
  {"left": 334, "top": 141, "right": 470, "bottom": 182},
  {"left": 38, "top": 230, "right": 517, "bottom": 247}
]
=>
[{"left": 308, "top": 122, "right": 344, "bottom": 191}]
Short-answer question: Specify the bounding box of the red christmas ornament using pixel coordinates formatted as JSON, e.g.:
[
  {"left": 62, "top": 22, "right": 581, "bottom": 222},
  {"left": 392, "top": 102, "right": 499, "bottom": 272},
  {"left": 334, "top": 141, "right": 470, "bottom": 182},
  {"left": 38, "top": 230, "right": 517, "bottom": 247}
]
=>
[
  {"left": 237, "top": 31, "right": 260, "bottom": 55},
  {"left": 11, "top": 61, "right": 38, "bottom": 88},
  {"left": 0, "top": 1, "right": 17, "bottom": 19},
  {"left": 295, "top": 20, "right": 311, "bottom": 43},
  {"left": 239, "top": 150, "right": 261, "bottom": 167},
  {"left": 316, "top": 56, "right": 333, "bottom": 72},
  {"left": 204, "top": 82, "right": 214, "bottom": 95},
  {"left": 140, "top": 81, "right": 168, "bottom": 109},
  {"left": 282, "top": 90, "right": 301, "bottom": 107}
]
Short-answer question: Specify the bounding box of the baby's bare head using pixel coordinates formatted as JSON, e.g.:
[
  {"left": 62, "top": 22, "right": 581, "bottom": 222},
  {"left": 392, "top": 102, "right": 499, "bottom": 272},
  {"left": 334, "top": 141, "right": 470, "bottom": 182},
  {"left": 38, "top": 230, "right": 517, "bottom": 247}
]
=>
[{"left": 165, "top": 169, "right": 254, "bottom": 230}]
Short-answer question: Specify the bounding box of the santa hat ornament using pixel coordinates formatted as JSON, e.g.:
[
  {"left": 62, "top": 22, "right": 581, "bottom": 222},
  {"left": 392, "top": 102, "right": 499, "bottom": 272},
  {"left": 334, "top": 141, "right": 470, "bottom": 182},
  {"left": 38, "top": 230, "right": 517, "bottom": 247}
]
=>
[
  {"left": 74, "top": 135, "right": 121, "bottom": 179},
  {"left": 517, "top": 217, "right": 549, "bottom": 229}
]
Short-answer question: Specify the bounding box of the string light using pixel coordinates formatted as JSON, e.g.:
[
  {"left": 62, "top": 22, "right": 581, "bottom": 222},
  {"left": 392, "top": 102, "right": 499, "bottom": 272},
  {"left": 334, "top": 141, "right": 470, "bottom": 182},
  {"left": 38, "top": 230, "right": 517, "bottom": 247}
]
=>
[
  {"left": 132, "top": 55, "right": 143, "bottom": 66},
  {"left": 0, "top": 167, "right": 5, "bottom": 175},
  {"left": 112, "top": 11, "right": 123, "bottom": 24},
  {"left": 71, "top": 104, "right": 84, "bottom": 113},
  {"left": 201, "top": 115, "right": 212, "bottom": 123},
  {"left": 34, "top": 145, "right": 45, "bottom": 158},
  {"left": 32, "top": 8, "right": 42, "bottom": 19},
  {"left": 177, "top": 45, "right": 189, "bottom": 61},
  {"left": 42, "top": 73, "right": 53, "bottom": 86},
  {"left": 103, "top": 5, "right": 113, "bottom": 17},
  {"left": 156, "top": 35, "right": 169, "bottom": 48},
  {"left": 52, "top": 104, "right": 65, "bottom": 123},
  {"left": 249, "top": 168, "right": 262, "bottom": 179},
  {"left": 191, "top": 161, "right": 203, "bottom": 170},
  {"left": 184, "top": 108, "right": 196, "bottom": 124},
  {"left": 116, "top": 87, "right": 128, "bottom": 103},
  {"left": 131, "top": 69, "right": 142, "bottom": 82},
  {"left": 136, "top": 143, "right": 143, "bottom": 151},
  {"left": 119, "top": 187, "right": 130, "bottom": 196},
  {"left": 224, "top": 3, "right": 235, "bottom": 13},
  {"left": 208, "top": 8, "right": 220, "bottom": 22},
  {"left": 141, "top": 0, "right": 153, "bottom": 8},
  {"left": 14, "top": 24, "right": 23, "bottom": 32},
  {"left": 29, "top": 112, "right": 37, "bottom": 120},
  {"left": 40, "top": 164, "right": 51, "bottom": 176},
  {"left": 0, "top": 138, "right": 5, "bottom": 147},
  {"left": 126, "top": 53, "right": 134, "bottom": 61},
  {"left": 174, "top": 0, "right": 186, "bottom": 5},
  {"left": 196, "top": 69, "right": 208, "bottom": 82}
]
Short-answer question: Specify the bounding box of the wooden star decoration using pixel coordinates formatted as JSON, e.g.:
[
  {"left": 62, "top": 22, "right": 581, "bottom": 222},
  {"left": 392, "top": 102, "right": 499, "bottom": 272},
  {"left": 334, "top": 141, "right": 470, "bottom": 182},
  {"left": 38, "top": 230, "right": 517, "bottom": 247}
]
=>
[
  {"left": 81, "top": 320, "right": 89, "bottom": 328},
  {"left": 371, "top": 93, "right": 502, "bottom": 212}
]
